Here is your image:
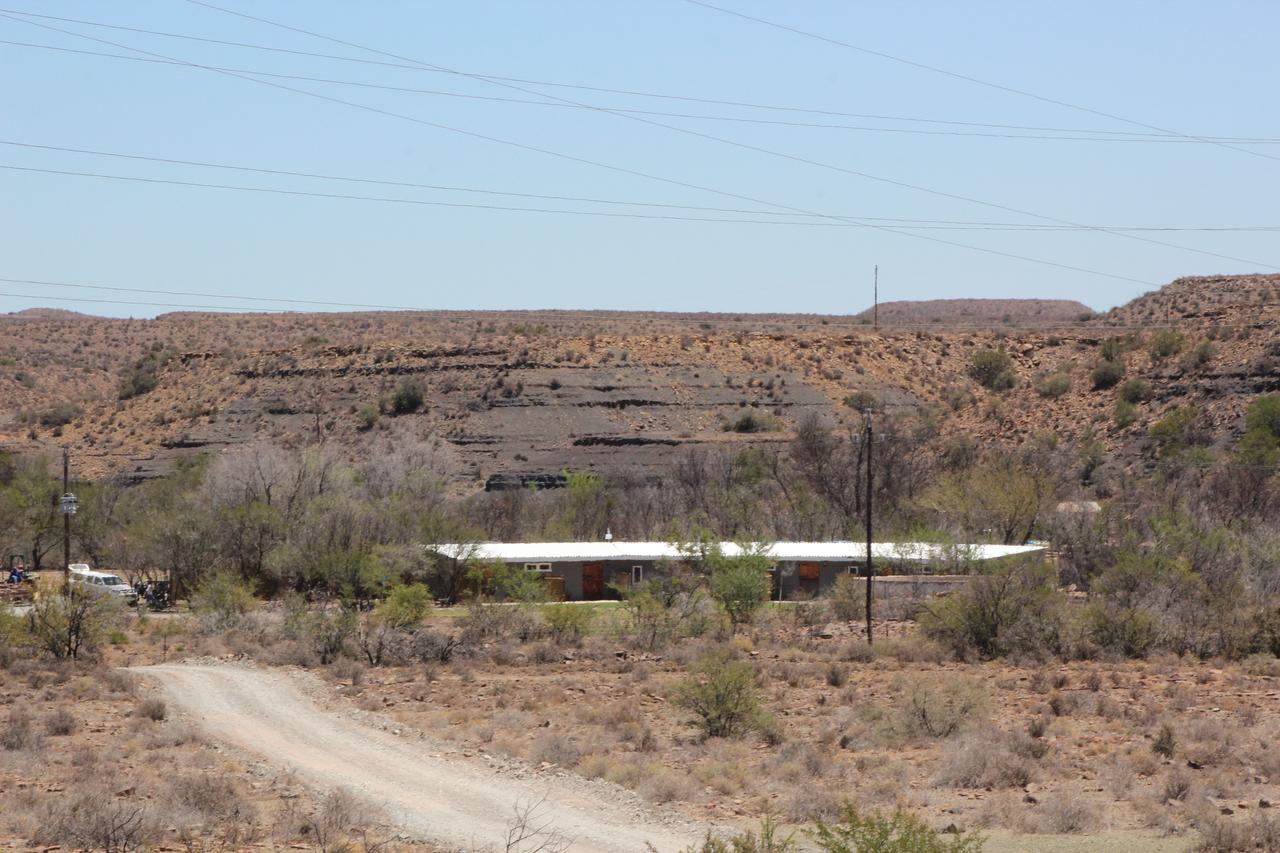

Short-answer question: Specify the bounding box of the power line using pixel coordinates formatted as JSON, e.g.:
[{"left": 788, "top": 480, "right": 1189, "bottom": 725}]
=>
[
  {"left": 9, "top": 139, "right": 1277, "bottom": 233},
  {"left": 0, "top": 276, "right": 423, "bottom": 312},
  {"left": 1, "top": 11, "right": 1163, "bottom": 288},
  {"left": 8, "top": 37, "right": 1280, "bottom": 146},
  {"left": 177, "top": 1, "right": 1279, "bottom": 272},
  {"left": 7, "top": 161, "right": 975, "bottom": 228},
  {"left": 0, "top": 290, "right": 294, "bottom": 313},
  {"left": 2, "top": 9, "right": 1264, "bottom": 141},
  {"left": 679, "top": 0, "right": 1280, "bottom": 164}
]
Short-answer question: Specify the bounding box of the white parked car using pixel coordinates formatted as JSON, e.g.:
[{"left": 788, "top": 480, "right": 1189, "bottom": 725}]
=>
[{"left": 69, "top": 564, "right": 138, "bottom": 605}]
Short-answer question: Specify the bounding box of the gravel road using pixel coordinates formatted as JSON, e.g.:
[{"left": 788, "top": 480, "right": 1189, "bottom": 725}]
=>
[{"left": 137, "top": 663, "right": 702, "bottom": 852}]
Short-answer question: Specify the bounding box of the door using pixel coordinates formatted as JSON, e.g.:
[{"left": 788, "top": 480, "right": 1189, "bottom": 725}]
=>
[
  {"left": 799, "top": 562, "right": 821, "bottom": 595},
  {"left": 582, "top": 562, "right": 605, "bottom": 599}
]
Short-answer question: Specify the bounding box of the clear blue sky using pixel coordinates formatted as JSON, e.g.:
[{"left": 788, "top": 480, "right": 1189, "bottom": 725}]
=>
[{"left": 2, "top": 1, "right": 1277, "bottom": 317}]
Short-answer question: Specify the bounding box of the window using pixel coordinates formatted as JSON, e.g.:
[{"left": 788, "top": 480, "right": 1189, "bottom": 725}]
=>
[
  {"left": 631, "top": 565, "right": 644, "bottom": 584},
  {"left": 524, "top": 563, "right": 552, "bottom": 573}
]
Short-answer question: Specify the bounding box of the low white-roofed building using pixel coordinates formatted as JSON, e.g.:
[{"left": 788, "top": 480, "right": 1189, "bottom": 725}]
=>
[{"left": 430, "top": 540, "right": 1044, "bottom": 601}]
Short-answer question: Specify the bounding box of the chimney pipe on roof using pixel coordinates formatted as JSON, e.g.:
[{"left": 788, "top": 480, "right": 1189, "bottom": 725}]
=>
[{"left": 604, "top": 527, "right": 613, "bottom": 542}]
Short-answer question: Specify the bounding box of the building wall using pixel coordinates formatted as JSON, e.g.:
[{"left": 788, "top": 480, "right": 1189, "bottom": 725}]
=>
[{"left": 506, "top": 559, "right": 655, "bottom": 600}]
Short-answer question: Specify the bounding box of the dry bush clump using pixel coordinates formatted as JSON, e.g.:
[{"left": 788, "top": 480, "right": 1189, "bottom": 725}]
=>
[
  {"left": 32, "top": 784, "right": 160, "bottom": 853},
  {"left": 43, "top": 707, "right": 77, "bottom": 736},
  {"left": 2, "top": 708, "right": 43, "bottom": 752},
  {"left": 1037, "top": 791, "right": 1102, "bottom": 834},
  {"left": 134, "top": 697, "right": 167, "bottom": 722},
  {"left": 934, "top": 730, "right": 1039, "bottom": 789},
  {"left": 898, "top": 675, "right": 988, "bottom": 740}
]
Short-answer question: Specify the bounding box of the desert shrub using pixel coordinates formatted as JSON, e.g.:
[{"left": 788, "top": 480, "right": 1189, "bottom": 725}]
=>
[
  {"left": 809, "top": 803, "right": 984, "bottom": 853},
  {"left": 2, "top": 708, "right": 42, "bottom": 751},
  {"left": 1118, "top": 378, "right": 1151, "bottom": 404},
  {"left": 724, "top": 411, "right": 777, "bottom": 433},
  {"left": 377, "top": 583, "right": 432, "bottom": 629},
  {"left": 530, "top": 733, "right": 583, "bottom": 766},
  {"left": 680, "top": 817, "right": 797, "bottom": 852},
  {"left": 39, "top": 401, "right": 82, "bottom": 427},
  {"left": 390, "top": 378, "right": 425, "bottom": 414},
  {"left": 135, "top": 697, "right": 167, "bottom": 721},
  {"left": 1084, "top": 551, "right": 1199, "bottom": 657},
  {"left": 409, "top": 627, "right": 463, "bottom": 663},
  {"left": 1153, "top": 723, "right": 1176, "bottom": 758},
  {"left": 968, "top": 348, "right": 1014, "bottom": 391},
  {"left": 1147, "top": 330, "right": 1185, "bottom": 362},
  {"left": 305, "top": 607, "right": 356, "bottom": 664},
  {"left": 170, "top": 773, "right": 254, "bottom": 823},
  {"left": 44, "top": 707, "right": 77, "bottom": 736},
  {"left": 1033, "top": 371, "right": 1071, "bottom": 399},
  {"left": 1180, "top": 339, "right": 1215, "bottom": 371},
  {"left": 1149, "top": 405, "right": 1206, "bottom": 457},
  {"left": 355, "top": 613, "right": 407, "bottom": 666},
  {"left": 1237, "top": 394, "right": 1280, "bottom": 465},
  {"left": 118, "top": 346, "right": 174, "bottom": 399},
  {"left": 542, "top": 602, "right": 594, "bottom": 642},
  {"left": 935, "top": 731, "right": 1038, "bottom": 789},
  {"left": 919, "top": 561, "right": 1064, "bottom": 660},
  {"left": 843, "top": 390, "right": 878, "bottom": 411},
  {"left": 675, "top": 651, "right": 767, "bottom": 739},
  {"left": 1038, "top": 792, "right": 1100, "bottom": 834},
  {"left": 1091, "top": 360, "right": 1124, "bottom": 390},
  {"left": 27, "top": 587, "right": 123, "bottom": 660},
  {"left": 34, "top": 787, "right": 158, "bottom": 852},
  {"left": 1100, "top": 335, "right": 1137, "bottom": 361},
  {"left": 619, "top": 572, "right": 710, "bottom": 650},
  {"left": 355, "top": 403, "right": 379, "bottom": 431},
  {"left": 189, "top": 573, "right": 257, "bottom": 632},
  {"left": 1113, "top": 398, "right": 1137, "bottom": 428},
  {"left": 899, "top": 676, "right": 988, "bottom": 739},
  {"left": 827, "top": 573, "right": 865, "bottom": 623},
  {"left": 1244, "top": 394, "right": 1280, "bottom": 439}
]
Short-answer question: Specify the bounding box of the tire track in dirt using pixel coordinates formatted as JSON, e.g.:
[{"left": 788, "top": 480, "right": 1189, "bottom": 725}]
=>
[{"left": 136, "top": 664, "right": 700, "bottom": 852}]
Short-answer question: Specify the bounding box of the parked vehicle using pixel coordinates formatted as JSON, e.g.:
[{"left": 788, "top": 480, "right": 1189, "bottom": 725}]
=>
[{"left": 69, "top": 564, "right": 139, "bottom": 605}]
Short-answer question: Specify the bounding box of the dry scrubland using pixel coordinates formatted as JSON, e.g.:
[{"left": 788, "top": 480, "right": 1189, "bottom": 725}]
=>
[
  {"left": 4, "top": 274, "right": 1278, "bottom": 485},
  {"left": 0, "top": 645, "right": 425, "bottom": 851},
  {"left": 6, "top": 592, "right": 1280, "bottom": 852}
]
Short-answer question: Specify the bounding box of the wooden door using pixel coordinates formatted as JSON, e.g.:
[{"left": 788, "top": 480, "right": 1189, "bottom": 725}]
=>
[
  {"left": 799, "top": 562, "right": 821, "bottom": 595},
  {"left": 582, "top": 562, "right": 604, "bottom": 599}
]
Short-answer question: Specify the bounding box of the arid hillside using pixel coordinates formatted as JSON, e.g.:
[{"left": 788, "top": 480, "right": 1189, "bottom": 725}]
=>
[
  {"left": 4, "top": 276, "right": 1277, "bottom": 486},
  {"left": 853, "top": 298, "right": 1093, "bottom": 327}
]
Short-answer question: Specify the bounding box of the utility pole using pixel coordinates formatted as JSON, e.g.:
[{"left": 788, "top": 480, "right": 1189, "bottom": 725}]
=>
[
  {"left": 863, "top": 408, "right": 874, "bottom": 644},
  {"left": 873, "top": 265, "right": 879, "bottom": 331},
  {"left": 59, "top": 447, "right": 77, "bottom": 594}
]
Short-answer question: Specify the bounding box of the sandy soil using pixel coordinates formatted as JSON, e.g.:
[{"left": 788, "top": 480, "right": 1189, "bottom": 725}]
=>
[{"left": 136, "top": 663, "right": 704, "bottom": 852}]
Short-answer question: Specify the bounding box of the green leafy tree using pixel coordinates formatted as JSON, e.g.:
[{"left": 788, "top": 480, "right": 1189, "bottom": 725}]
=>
[
  {"left": 704, "top": 543, "right": 774, "bottom": 632},
  {"left": 918, "top": 459, "right": 1055, "bottom": 545},
  {"left": 189, "top": 572, "right": 258, "bottom": 632}
]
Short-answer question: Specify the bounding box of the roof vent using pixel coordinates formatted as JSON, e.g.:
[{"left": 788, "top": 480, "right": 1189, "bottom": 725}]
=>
[{"left": 604, "top": 527, "right": 613, "bottom": 542}]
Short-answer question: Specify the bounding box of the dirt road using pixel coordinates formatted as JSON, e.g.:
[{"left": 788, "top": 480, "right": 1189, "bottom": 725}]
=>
[{"left": 137, "top": 664, "right": 701, "bottom": 852}]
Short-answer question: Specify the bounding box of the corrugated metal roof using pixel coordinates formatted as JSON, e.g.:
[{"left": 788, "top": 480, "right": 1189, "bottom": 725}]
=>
[{"left": 431, "top": 541, "right": 1043, "bottom": 563}]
